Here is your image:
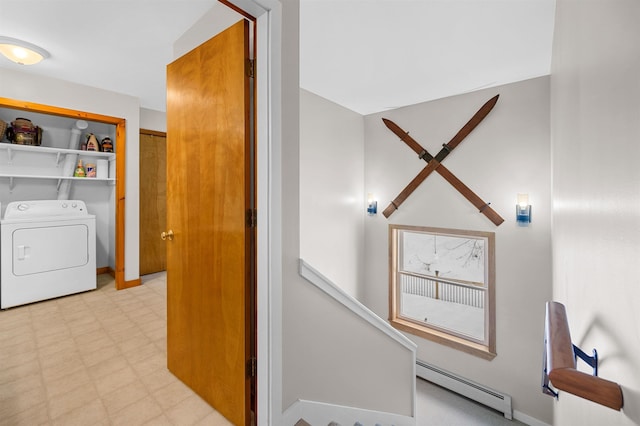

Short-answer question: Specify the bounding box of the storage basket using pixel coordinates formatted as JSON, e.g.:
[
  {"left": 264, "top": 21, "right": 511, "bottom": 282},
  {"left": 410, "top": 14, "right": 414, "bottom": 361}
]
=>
[{"left": 6, "top": 118, "right": 42, "bottom": 145}]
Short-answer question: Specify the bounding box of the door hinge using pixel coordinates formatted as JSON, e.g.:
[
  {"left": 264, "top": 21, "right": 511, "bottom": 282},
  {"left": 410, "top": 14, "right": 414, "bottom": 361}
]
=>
[
  {"left": 247, "top": 357, "right": 257, "bottom": 377},
  {"left": 246, "top": 59, "right": 255, "bottom": 78},
  {"left": 246, "top": 208, "right": 257, "bottom": 228}
]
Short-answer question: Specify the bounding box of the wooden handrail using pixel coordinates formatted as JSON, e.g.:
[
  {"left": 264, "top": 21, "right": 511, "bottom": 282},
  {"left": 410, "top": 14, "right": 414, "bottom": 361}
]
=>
[{"left": 544, "top": 301, "right": 624, "bottom": 410}]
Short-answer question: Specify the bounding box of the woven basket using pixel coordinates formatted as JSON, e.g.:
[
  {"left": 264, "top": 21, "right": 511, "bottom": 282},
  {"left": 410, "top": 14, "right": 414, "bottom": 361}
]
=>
[{"left": 0, "top": 119, "right": 7, "bottom": 141}]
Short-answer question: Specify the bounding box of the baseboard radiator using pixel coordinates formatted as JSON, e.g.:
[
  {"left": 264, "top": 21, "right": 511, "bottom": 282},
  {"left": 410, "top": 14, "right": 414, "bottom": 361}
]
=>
[{"left": 416, "top": 360, "right": 512, "bottom": 420}]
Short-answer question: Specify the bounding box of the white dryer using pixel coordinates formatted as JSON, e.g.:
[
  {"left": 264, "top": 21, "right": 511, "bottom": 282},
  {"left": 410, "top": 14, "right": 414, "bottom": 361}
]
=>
[{"left": 1, "top": 200, "right": 96, "bottom": 309}]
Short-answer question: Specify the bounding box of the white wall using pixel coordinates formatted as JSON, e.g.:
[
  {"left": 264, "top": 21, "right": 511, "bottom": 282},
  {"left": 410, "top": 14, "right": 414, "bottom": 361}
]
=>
[
  {"left": 278, "top": 1, "right": 415, "bottom": 419},
  {"left": 140, "top": 108, "right": 166, "bottom": 132},
  {"left": 364, "top": 77, "right": 553, "bottom": 423},
  {"left": 551, "top": 1, "right": 640, "bottom": 425},
  {"left": 300, "top": 89, "right": 365, "bottom": 299},
  {"left": 0, "top": 68, "right": 141, "bottom": 282},
  {"left": 284, "top": 263, "right": 416, "bottom": 416},
  {"left": 173, "top": 3, "right": 244, "bottom": 60}
]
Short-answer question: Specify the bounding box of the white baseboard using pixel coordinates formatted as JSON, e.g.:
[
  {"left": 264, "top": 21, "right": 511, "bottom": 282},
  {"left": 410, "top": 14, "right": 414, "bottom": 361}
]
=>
[
  {"left": 282, "top": 399, "right": 416, "bottom": 426},
  {"left": 513, "top": 410, "right": 552, "bottom": 426},
  {"left": 280, "top": 400, "right": 549, "bottom": 426}
]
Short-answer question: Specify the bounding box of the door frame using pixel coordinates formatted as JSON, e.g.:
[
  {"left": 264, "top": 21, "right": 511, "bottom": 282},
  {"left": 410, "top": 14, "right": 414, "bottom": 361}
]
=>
[
  {"left": 221, "top": 1, "right": 283, "bottom": 424},
  {"left": 139, "top": 128, "right": 167, "bottom": 276}
]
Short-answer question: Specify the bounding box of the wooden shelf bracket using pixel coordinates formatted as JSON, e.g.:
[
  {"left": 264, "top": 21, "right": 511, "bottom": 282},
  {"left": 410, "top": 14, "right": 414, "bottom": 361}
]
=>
[{"left": 543, "top": 301, "right": 624, "bottom": 410}]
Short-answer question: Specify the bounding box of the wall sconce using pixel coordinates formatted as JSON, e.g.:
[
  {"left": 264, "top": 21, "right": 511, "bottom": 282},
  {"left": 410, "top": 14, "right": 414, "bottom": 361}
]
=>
[
  {"left": 0, "top": 37, "right": 50, "bottom": 65},
  {"left": 516, "top": 193, "right": 531, "bottom": 225},
  {"left": 367, "top": 193, "right": 378, "bottom": 215}
]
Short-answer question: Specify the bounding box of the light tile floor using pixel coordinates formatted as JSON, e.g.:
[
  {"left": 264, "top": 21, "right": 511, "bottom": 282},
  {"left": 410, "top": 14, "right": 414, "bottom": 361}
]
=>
[
  {"left": 1, "top": 272, "right": 527, "bottom": 426},
  {"left": 0, "top": 272, "right": 232, "bottom": 426}
]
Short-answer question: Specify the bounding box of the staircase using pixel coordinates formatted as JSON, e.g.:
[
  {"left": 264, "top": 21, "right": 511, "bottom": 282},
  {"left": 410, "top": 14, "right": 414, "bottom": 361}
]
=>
[{"left": 297, "top": 421, "right": 373, "bottom": 426}]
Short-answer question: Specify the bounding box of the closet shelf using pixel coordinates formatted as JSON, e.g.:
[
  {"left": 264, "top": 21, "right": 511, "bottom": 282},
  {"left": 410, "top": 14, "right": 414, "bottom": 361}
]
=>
[
  {"left": 0, "top": 173, "right": 114, "bottom": 181},
  {"left": 0, "top": 143, "right": 115, "bottom": 160},
  {"left": 1, "top": 173, "right": 115, "bottom": 192}
]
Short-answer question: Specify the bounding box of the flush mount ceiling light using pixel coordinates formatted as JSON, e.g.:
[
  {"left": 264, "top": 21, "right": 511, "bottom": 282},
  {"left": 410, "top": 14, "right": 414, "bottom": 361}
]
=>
[{"left": 0, "top": 36, "right": 50, "bottom": 65}]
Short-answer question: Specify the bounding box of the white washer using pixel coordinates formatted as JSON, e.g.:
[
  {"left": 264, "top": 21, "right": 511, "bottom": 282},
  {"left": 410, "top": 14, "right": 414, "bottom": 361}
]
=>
[{"left": 1, "top": 200, "right": 96, "bottom": 309}]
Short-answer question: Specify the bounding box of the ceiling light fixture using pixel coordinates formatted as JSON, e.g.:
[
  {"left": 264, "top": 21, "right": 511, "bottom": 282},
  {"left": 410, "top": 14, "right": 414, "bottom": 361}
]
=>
[{"left": 0, "top": 36, "right": 50, "bottom": 65}]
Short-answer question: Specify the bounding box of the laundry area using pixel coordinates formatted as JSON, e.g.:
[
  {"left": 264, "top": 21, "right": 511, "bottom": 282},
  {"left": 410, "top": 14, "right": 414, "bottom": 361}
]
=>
[
  {"left": 0, "top": 199, "right": 97, "bottom": 309},
  {"left": 0, "top": 106, "right": 117, "bottom": 309}
]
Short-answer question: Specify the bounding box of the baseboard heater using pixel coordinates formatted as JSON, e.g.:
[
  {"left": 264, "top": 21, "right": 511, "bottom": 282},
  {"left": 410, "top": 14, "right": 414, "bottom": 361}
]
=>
[{"left": 416, "top": 359, "right": 513, "bottom": 419}]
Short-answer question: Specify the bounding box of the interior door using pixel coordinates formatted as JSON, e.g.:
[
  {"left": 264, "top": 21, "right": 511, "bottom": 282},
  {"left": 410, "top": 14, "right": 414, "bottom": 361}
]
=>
[
  {"left": 166, "top": 19, "right": 254, "bottom": 426},
  {"left": 139, "top": 131, "right": 167, "bottom": 275}
]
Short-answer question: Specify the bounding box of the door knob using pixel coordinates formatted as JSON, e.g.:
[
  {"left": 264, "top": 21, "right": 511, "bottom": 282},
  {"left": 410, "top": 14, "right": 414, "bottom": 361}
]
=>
[{"left": 161, "top": 230, "right": 174, "bottom": 241}]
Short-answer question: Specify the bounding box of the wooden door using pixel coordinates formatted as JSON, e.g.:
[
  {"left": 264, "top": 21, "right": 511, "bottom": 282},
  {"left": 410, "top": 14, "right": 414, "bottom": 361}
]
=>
[
  {"left": 139, "top": 131, "right": 167, "bottom": 275},
  {"left": 165, "top": 20, "right": 255, "bottom": 426}
]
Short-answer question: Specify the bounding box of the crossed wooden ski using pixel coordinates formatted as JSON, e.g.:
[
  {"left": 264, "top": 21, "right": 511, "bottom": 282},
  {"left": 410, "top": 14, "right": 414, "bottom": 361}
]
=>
[{"left": 382, "top": 94, "right": 504, "bottom": 226}]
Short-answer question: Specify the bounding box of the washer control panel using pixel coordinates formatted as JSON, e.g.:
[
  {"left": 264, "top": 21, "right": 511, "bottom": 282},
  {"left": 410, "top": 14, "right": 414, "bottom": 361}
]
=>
[{"left": 3, "top": 200, "right": 90, "bottom": 219}]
